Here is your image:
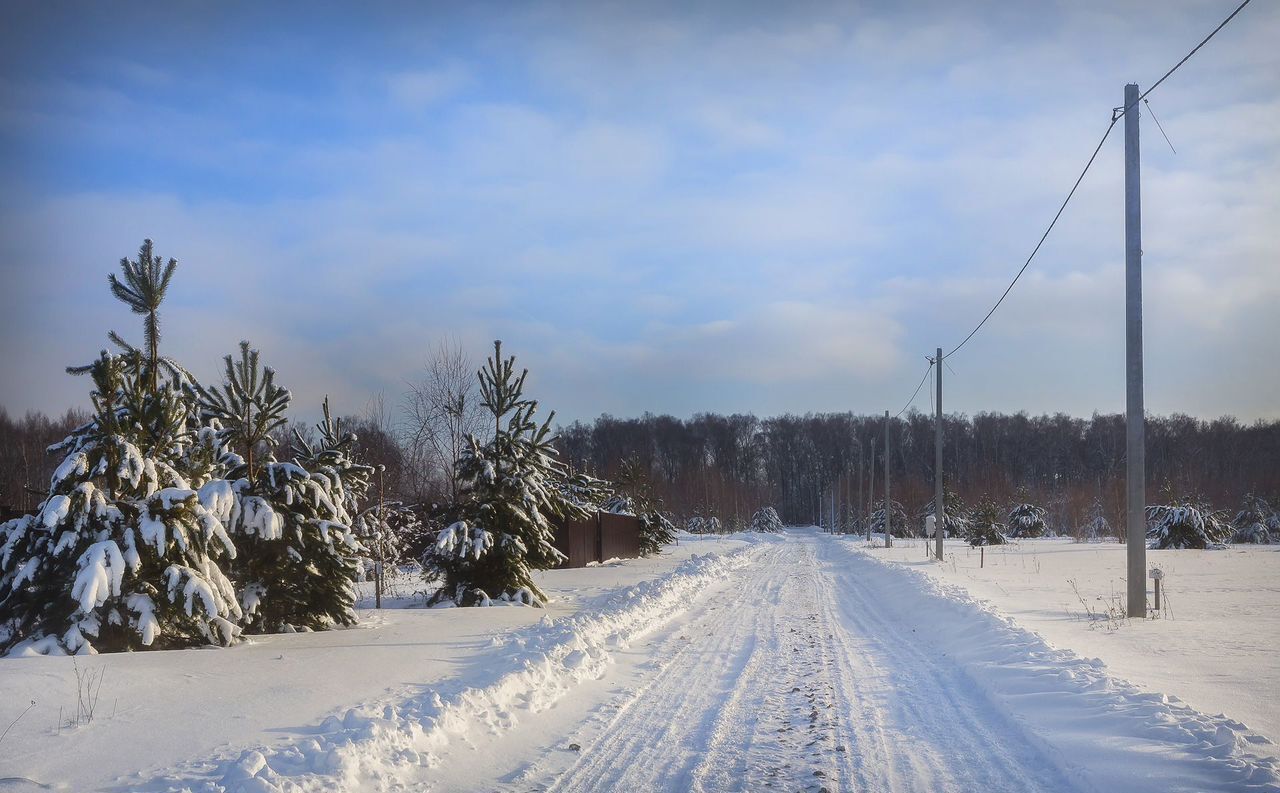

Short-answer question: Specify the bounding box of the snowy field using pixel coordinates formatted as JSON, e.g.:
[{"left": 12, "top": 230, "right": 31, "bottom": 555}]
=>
[
  {"left": 861, "top": 535, "right": 1280, "bottom": 756},
  {"left": 2, "top": 529, "right": 1278, "bottom": 792}
]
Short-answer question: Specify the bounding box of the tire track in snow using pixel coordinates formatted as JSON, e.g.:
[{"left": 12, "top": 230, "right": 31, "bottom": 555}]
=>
[
  {"left": 508, "top": 535, "right": 1080, "bottom": 793},
  {"left": 813, "top": 539, "right": 1082, "bottom": 793}
]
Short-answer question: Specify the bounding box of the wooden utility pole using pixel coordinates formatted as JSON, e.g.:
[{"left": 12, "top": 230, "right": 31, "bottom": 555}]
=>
[
  {"left": 1125, "top": 83, "right": 1147, "bottom": 619},
  {"left": 935, "top": 348, "right": 945, "bottom": 561},
  {"left": 884, "top": 410, "right": 892, "bottom": 548}
]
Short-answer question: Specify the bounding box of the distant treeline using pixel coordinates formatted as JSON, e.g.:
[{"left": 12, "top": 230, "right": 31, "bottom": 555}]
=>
[
  {"left": 6, "top": 403, "right": 1277, "bottom": 535},
  {"left": 555, "top": 412, "right": 1280, "bottom": 532}
]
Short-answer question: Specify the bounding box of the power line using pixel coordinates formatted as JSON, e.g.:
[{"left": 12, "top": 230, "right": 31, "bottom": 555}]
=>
[
  {"left": 1117, "top": 0, "right": 1254, "bottom": 118},
  {"left": 895, "top": 359, "right": 935, "bottom": 418},
  {"left": 943, "top": 118, "right": 1118, "bottom": 360},
  {"left": 942, "top": 0, "right": 1253, "bottom": 361}
]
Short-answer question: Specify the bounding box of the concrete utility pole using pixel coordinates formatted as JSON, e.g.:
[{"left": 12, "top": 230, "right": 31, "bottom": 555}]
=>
[
  {"left": 866, "top": 444, "right": 874, "bottom": 542},
  {"left": 1125, "top": 83, "right": 1147, "bottom": 619},
  {"left": 884, "top": 410, "right": 892, "bottom": 548},
  {"left": 857, "top": 440, "right": 864, "bottom": 537},
  {"left": 935, "top": 348, "right": 945, "bottom": 561}
]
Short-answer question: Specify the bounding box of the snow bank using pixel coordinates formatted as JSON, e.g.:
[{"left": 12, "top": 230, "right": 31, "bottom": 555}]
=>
[
  {"left": 146, "top": 541, "right": 767, "bottom": 792},
  {"left": 839, "top": 540, "right": 1280, "bottom": 792},
  {"left": 869, "top": 537, "right": 1280, "bottom": 752}
]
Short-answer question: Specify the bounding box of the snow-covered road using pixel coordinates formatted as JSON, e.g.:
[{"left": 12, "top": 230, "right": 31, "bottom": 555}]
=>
[
  {"left": 471, "top": 530, "right": 1279, "bottom": 793},
  {"left": 503, "top": 535, "right": 1073, "bottom": 793}
]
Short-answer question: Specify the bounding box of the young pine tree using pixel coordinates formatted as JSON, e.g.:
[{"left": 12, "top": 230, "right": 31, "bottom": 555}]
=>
[
  {"left": 917, "top": 487, "right": 970, "bottom": 538},
  {"left": 1007, "top": 502, "right": 1049, "bottom": 538},
  {"left": 749, "top": 506, "right": 784, "bottom": 533},
  {"left": 1230, "top": 494, "right": 1275, "bottom": 544},
  {"left": 871, "top": 499, "right": 910, "bottom": 537},
  {"left": 198, "top": 345, "right": 362, "bottom": 632},
  {"left": 425, "top": 341, "right": 583, "bottom": 607},
  {"left": 606, "top": 459, "right": 676, "bottom": 554},
  {"left": 967, "top": 497, "right": 1009, "bottom": 547},
  {"left": 0, "top": 353, "right": 241, "bottom": 654},
  {"left": 1146, "top": 497, "right": 1230, "bottom": 550}
]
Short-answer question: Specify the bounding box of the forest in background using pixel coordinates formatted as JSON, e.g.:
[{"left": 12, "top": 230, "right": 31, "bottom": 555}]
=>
[{"left": 6, "top": 399, "right": 1277, "bottom": 536}]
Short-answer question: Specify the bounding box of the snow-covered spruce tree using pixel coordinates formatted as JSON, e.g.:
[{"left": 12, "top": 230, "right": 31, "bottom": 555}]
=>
[
  {"left": 1230, "top": 494, "right": 1275, "bottom": 544},
  {"left": 966, "top": 498, "right": 1009, "bottom": 547},
  {"left": 917, "top": 487, "right": 969, "bottom": 538},
  {"left": 424, "top": 341, "right": 584, "bottom": 607},
  {"left": 871, "top": 499, "right": 910, "bottom": 537},
  {"left": 604, "top": 459, "right": 676, "bottom": 556},
  {"left": 1077, "top": 498, "right": 1112, "bottom": 541},
  {"left": 750, "top": 506, "right": 784, "bottom": 533},
  {"left": 1007, "top": 502, "right": 1048, "bottom": 538},
  {"left": 0, "top": 352, "right": 241, "bottom": 654},
  {"left": 1146, "top": 497, "right": 1230, "bottom": 550},
  {"left": 198, "top": 344, "right": 362, "bottom": 631}
]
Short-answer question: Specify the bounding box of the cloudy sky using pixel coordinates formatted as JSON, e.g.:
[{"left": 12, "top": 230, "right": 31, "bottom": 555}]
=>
[{"left": 1, "top": 1, "right": 1276, "bottom": 426}]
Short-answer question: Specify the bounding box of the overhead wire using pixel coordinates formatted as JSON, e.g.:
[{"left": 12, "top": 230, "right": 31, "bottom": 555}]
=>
[
  {"left": 940, "top": 0, "right": 1253, "bottom": 362},
  {"left": 895, "top": 359, "right": 935, "bottom": 418}
]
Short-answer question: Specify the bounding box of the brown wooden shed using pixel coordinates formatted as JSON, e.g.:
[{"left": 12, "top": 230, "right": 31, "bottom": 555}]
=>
[{"left": 553, "top": 510, "right": 642, "bottom": 568}]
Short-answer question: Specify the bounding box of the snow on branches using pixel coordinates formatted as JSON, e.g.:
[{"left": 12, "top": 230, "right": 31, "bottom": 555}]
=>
[{"left": 1147, "top": 498, "right": 1231, "bottom": 550}]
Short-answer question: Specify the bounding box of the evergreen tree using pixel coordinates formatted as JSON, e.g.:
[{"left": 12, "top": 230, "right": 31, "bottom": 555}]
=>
[
  {"left": 1078, "top": 497, "right": 1112, "bottom": 541},
  {"left": 967, "top": 497, "right": 1009, "bottom": 547},
  {"left": 605, "top": 459, "right": 675, "bottom": 555},
  {"left": 1146, "top": 497, "right": 1230, "bottom": 549},
  {"left": 198, "top": 346, "right": 362, "bottom": 631},
  {"left": 917, "top": 487, "right": 970, "bottom": 537},
  {"left": 197, "top": 342, "right": 291, "bottom": 488},
  {"left": 67, "top": 240, "right": 189, "bottom": 391},
  {"left": 559, "top": 470, "right": 614, "bottom": 513},
  {"left": 1230, "top": 494, "right": 1275, "bottom": 544},
  {"left": 1007, "top": 502, "right": 1049, "bottom": 538},
  {"left": 0, "top": 353, "right": 241, "bottom": 654},
  {"left": 749, "top": 506, "right": 784, "bottom": 533},
  {"left": 424, "top": 341, "right": 583, "bottom": 607},
  {"left": 870, "top": 499, "right": 910, "bottom": 537}
]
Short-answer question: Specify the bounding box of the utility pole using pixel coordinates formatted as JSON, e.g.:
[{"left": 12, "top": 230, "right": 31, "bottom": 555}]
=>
[
  {"left": 857, "top": 441, "right": 864, "bottom": 538},
  {"left": 935, "top": 348, "right": 945, "bottom": 561},
  {"left": 866, "top": 444, "right": 874, "bottom": 542},
  {"left": 831, "top": 485, "right": 836, "bottom": 534},
  {"left": 1125, "top": 83, "right": 1147, "bottom": 619},
  {"left": 884, "top": 410, "right": 892, "bottom": 548}
]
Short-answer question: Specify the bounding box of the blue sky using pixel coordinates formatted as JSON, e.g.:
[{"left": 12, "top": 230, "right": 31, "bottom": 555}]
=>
[{"left": 1, "top": 1, "right": 1277, "bottom": 425}]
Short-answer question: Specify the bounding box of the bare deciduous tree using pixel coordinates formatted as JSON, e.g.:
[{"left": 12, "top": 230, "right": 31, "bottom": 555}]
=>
[{"left": 403, "top": 338, "right": 489, "bottom": 503}]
